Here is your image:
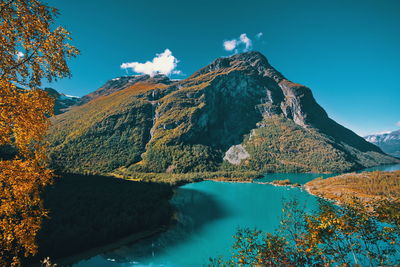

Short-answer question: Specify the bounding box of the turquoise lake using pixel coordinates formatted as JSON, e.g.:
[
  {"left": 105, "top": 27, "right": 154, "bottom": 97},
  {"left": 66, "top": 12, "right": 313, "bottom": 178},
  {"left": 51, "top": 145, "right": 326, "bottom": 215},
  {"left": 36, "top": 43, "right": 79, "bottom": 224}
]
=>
[{"left": 75, "top": 164, "right": 400, "bottom": 267}]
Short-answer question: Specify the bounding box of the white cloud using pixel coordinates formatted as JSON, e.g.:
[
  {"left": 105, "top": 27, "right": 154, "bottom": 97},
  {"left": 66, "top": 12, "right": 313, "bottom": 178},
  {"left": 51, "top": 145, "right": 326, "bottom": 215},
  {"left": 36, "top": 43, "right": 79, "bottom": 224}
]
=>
[
  {"left": 239, "top": 33, "right": 252, "bottom": 51},
  {"left": 223, "top": 39, "right": 237, "bottom": 51},
  {"left": 396, "top": 121, "right": 400, "bottom": 127},
  {"left": 255, "top": 32, "right": 263, "bottom": 39},
  {"left": 120, "top": 49, "right": 180, "bottom": 76},
  {"left": 223, "top": 33, "right": 255, "bottom": 53}
]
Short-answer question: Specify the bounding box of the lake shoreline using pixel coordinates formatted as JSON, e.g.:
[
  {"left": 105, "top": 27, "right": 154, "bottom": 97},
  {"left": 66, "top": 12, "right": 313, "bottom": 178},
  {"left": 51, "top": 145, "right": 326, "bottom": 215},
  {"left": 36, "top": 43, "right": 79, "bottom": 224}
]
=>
[
  {"left": 303, "top": 183, "right": 340, "bottom": 205},
  {"left": 46, "top": 176, "right": 260, "bottom": 266},
  {"left": 44, "top": 164, "right": 400, "bottom": 266},
  {"left": 44, "top": 226, "right": 169, "bottom": 267}
]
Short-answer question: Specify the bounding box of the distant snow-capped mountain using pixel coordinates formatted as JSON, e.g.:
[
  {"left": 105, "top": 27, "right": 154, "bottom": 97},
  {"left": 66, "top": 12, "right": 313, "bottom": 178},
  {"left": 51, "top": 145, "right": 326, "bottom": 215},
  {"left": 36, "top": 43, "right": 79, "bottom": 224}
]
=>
[
  {"left": 365, "top": 130, "right": 400, "bottom": 157},
  {"left": 43, "top": 88, "right": 80, "bottom": 115}
]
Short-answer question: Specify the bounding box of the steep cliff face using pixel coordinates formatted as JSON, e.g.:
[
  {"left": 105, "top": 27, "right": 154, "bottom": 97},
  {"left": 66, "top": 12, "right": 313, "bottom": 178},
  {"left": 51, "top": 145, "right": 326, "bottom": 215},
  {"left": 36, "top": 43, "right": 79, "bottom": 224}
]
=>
[{"left": 47, "top": 51, "right": 399, "bottom": 174}]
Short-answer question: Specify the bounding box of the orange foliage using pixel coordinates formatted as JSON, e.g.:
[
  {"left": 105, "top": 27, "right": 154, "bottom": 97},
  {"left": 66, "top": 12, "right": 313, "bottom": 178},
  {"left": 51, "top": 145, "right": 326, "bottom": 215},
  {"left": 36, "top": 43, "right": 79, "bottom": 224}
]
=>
[
  {"left": 0, "top": 0, "right": 78, "bottom": 265},
  {"left": 305, "top": 170, "right": 400, "bottom": 205}
]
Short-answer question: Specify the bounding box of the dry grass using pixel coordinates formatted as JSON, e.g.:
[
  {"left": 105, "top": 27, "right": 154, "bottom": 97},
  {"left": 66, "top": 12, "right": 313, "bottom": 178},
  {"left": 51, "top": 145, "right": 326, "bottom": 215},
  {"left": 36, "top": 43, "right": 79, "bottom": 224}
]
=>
[
  {"left": 305, "top": 170, "right": 400, "bottom": 205},
  {"left": 271, "top": 179, "right": 292, "bottom": 186}
]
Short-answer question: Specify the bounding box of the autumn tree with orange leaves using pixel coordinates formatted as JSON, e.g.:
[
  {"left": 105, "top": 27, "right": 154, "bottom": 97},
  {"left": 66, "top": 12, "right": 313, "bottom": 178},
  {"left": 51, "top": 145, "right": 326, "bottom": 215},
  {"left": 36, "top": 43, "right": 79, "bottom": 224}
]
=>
[{"left": 0, "top": 0, "right": 78, "bottom": 265}]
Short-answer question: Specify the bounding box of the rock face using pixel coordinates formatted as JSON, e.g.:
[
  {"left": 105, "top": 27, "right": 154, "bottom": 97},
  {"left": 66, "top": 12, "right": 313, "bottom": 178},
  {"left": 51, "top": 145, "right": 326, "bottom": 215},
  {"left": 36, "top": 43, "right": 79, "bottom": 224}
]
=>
[
  {"left": 365, "top": 130, "right": 400, "bottom": 157},
  {"left": 47, "top": 51, "right": 399, "bottom": 174},
  {"left": 224, "top": 145, "right": 250, "bottom": 165}
]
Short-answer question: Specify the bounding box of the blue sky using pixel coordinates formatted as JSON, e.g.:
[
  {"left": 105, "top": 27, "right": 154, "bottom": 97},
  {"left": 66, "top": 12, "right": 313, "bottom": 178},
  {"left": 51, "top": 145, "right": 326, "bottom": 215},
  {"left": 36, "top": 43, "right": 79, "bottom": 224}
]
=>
[{"left": 44, "top": 0, "right": 400, "bottom": 136}]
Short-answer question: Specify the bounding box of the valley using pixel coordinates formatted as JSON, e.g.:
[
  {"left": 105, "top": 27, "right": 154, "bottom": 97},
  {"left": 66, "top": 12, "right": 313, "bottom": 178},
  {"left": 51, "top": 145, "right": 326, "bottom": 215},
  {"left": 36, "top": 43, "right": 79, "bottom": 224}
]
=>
[
  {"left": 37, "top": 52, "right": 400, "bottom": 266},
  {"left": 70, "top": 164, "right": 400, "bottom": 266},
  {"left": 3, "top": 1, "right": 400, "bottom": 266}
]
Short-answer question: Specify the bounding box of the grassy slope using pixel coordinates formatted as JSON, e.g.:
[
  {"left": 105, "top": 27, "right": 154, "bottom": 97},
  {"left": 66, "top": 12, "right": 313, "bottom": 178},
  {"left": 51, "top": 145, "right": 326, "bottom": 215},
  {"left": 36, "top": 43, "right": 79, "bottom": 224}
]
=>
[
  {"left": 48, "top": 83, "right": 167, "bottom": 173},
  {"left": 305, "top": 170, "right": 400, "bottom": 205},
  {"left": 241, "top": 116, "right": 356, "bottom": 173},
  {"left": 240, "top": 115, "right": 397, "bottom": 173}
]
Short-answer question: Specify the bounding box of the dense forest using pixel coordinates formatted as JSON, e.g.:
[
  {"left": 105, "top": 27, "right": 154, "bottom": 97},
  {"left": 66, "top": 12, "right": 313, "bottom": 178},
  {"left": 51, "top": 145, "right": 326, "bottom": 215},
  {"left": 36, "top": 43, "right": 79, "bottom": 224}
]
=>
[
  {"left": 47, "top": 84, "right": 159, "bottom": 174},
  {"left": 113, "top": 169, "right": 262, "bottom": 184},
  {"left": 24, "top": 173, "right": 174, "bottom": 264},
  {"left": 2, "top": 0, "right": 399, "bottom": 266}
]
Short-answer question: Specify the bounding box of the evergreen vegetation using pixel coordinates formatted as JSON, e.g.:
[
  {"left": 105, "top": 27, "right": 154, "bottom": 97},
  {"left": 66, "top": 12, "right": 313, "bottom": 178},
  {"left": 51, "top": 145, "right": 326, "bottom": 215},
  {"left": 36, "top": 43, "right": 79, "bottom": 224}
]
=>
[
  {"left": 112, "top": 169, "right": 262, "bottom": 185},
  {"left": 47, "top": 83, "right": 164, "bottom": 173},
  {"left": 138, "top": 144, "right": 222, "bottom": 173},
  {"left": 46, "top": 56, "right": 399, "bottom": 177},
  {"left": 240, "top": 115, "right": 380, "bottom": 173},
  {"left": 24, "top": 173, "right": 174, "bottom": 263}
]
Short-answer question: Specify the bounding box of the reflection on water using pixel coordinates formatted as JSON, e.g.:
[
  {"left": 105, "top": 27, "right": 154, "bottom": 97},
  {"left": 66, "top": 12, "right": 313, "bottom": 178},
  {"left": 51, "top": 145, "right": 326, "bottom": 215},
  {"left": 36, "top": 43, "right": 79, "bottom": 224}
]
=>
[
  {"left": 75, "top": 182, "right": 318, "bottom": 266},
  {"left": 75, "top": 164, "right": 400, "bottom": 267},
  {"left": 100, "top": 188, "right": 229, "bottom": 264}
]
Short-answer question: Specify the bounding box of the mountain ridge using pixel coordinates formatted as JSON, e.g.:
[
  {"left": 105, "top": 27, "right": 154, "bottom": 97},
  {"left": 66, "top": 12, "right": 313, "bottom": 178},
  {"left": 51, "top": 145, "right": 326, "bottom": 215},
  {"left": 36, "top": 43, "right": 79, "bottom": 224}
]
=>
[
  {"left": 43, "top": 87, "right": 80, "bottom": 115},
  {"left": 47, "top": 51, "right": 399, "bottom": 174},
  {"left": 365, "top": 129, "right": 400, "bottom": 157},
  {"left": 78, "top": 74, "right": 174, "bottom": 105}
]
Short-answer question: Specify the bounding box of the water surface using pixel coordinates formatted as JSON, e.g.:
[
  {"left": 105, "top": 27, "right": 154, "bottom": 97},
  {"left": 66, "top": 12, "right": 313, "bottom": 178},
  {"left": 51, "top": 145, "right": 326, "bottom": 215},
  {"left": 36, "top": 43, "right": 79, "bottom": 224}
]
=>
[{"left": 75, "top": 164, "right": 400, "bottom": 267}]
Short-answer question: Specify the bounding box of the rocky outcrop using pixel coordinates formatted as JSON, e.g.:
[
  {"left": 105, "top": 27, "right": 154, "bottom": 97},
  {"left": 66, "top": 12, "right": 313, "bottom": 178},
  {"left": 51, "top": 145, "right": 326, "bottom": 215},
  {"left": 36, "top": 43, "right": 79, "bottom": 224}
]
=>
[{"left": 223, "top": 145, "right": 250, "bottom": 165}]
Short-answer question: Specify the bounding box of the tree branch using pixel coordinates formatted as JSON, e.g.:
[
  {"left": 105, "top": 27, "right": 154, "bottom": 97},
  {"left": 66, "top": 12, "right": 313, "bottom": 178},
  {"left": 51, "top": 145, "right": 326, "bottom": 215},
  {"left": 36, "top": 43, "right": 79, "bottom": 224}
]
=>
[
  {"left": 0, "top": 0, "right": 16, "bottom": 15},
  {"left": 0, "top": 45, "right": 40, "bottom": 79}
]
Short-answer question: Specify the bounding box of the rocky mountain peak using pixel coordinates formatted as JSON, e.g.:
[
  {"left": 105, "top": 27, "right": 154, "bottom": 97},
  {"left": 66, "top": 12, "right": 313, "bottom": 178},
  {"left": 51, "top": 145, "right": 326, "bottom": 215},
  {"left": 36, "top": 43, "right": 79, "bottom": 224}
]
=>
[{"left": 192, "top": 51, "right": 285, "bottom": 84}]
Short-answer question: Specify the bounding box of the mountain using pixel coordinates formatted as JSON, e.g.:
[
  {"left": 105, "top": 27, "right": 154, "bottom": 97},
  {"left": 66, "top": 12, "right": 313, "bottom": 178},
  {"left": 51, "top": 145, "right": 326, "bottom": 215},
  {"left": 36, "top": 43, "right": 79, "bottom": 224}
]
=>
[
  {"left": 47, "top": 51, "right": 399, "bottom": 174},
  {"left": 365, "top": 130, "right": 400, "bottom": 157},
  {"left": 78, "top": 74, "right": 172, "bottom": 105},
  {"left": 43, "top": 88, "right": 80, "bottom": 115}
]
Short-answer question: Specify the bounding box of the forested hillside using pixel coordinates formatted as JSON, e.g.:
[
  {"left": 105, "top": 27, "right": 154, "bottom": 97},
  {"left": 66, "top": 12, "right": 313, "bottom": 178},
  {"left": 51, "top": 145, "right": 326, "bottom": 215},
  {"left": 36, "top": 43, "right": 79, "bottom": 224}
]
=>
[{"left": 47, "top": 52, "right": 399, "bottom": 175}]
